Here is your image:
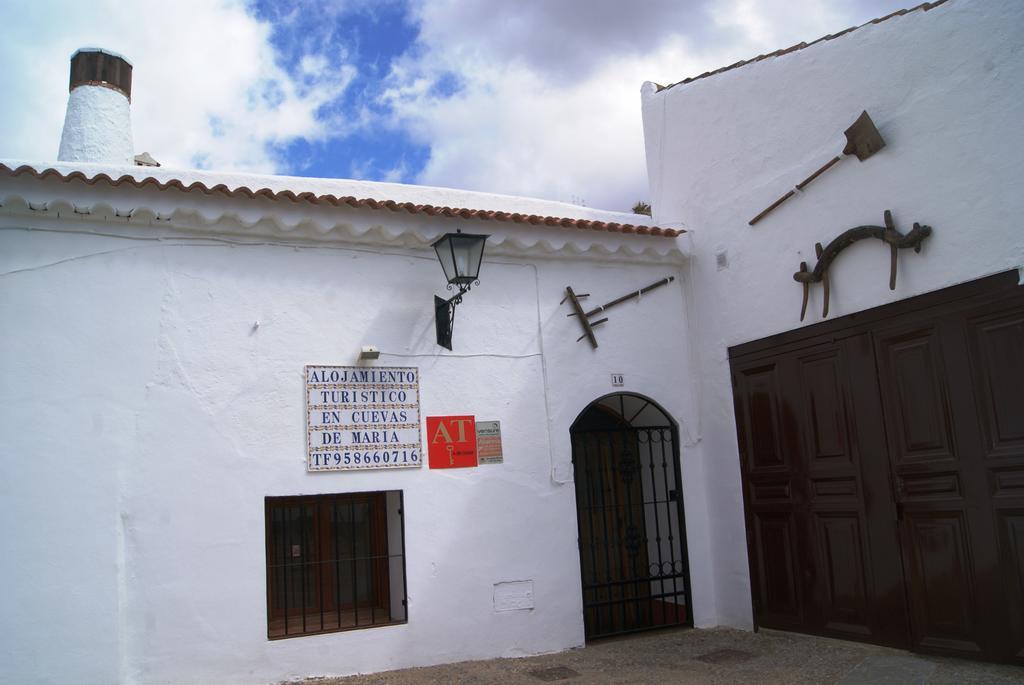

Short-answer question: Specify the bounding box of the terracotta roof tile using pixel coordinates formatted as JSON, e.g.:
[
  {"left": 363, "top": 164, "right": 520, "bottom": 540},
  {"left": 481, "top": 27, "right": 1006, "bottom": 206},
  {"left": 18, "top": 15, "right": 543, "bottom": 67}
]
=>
[
  {"left": 655, "top": 1, "right": 948, "bottom": 92},
  {"left": 0, "top": 163, "right": 681, "bottom": 238}
]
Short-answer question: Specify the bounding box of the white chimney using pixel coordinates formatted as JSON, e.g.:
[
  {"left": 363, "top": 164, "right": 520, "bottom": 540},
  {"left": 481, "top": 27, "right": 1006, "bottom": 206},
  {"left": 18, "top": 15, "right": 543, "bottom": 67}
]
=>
[{"left": 57, "top": 48, "right": 134, "bottom": 165}]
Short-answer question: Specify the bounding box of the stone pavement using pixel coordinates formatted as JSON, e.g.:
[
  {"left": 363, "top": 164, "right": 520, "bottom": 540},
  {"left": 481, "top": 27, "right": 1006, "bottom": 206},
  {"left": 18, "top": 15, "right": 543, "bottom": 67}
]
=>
[{"left": 296, "top": 627, "right": 1024, "bottom": 684}]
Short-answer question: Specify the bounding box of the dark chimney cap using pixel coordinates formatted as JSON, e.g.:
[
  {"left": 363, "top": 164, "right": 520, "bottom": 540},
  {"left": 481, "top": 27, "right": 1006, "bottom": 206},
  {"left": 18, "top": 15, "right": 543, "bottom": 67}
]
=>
[{"left": 69, "top": 48, "right": 133, "bottom": 100}]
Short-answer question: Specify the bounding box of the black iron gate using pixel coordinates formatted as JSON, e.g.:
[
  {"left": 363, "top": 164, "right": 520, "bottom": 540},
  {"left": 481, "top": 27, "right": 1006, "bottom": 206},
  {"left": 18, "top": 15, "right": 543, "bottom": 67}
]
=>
[{"left": 571, "top": 393, "right": 693, "bottom": 640}]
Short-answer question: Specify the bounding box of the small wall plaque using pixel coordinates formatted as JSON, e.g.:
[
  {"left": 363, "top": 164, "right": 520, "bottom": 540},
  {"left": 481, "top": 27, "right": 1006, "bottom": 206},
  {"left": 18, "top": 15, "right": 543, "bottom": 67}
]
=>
[
  {"left": 476, "top": 421, "right": 503, "bottom": 464},
  {"left": 427, "top": 415, "right": 478, "bottom": 468},
  {"left": 494, "top": 580, "right": 534, "bottom": 612}
]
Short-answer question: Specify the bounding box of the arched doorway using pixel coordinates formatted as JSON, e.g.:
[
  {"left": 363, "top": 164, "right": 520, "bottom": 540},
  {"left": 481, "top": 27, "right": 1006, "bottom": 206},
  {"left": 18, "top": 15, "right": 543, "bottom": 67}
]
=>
[{"left": 571, "top": 393, "right": 693, "bottom": 640}]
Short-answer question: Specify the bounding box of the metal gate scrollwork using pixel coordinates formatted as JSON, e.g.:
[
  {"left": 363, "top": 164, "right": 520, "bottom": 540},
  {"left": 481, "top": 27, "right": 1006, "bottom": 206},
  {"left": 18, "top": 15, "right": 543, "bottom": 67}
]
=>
[{"left": 571, "top": 393, "right": 693, "bottom": 640}]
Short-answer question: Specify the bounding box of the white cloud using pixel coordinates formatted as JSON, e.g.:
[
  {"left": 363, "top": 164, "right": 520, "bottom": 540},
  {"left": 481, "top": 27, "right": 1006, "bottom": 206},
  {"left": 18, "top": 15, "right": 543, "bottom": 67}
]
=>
[
  {"left": 0, "top": 0, "right": 355, "bottom": 173},
  {"left": 0, "top": 0, "right": 915, "bottom": 212},
  {"left": 382, "top": 0, "right": 910, "bottom": 212},
  {"left": 710, "top": 0, "right": 848, "bottom": 53},
  {"left": 381, "top": 160, "right": 409, "bottom": 184}
]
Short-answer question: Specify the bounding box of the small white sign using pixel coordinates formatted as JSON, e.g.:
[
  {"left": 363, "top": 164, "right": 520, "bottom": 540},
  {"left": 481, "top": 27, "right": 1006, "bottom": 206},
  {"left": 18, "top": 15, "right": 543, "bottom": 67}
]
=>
[
  {"left": 305, "top": 365, "right": 422, "bottom": 471},
  {"left": 493, "top": 580, "right": 534, "bottom": 612},
  {"left": 611, "top": 373, "right": 625, "bottom": 387},
  {"left": 477, "top": 421, "right": 503, "bottom": 465}
]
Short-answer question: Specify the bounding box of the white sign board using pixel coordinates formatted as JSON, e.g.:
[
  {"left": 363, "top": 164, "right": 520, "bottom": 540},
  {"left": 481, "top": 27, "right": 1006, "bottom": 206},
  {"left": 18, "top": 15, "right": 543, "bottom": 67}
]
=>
[
  {"left": 493, "top": 580, "right": 534, "bottom": 611},
  {"left": 476, "top": 421, "right": 503, "bottom": 464},
  {"left": 305, "top": 365, "right": 422, "bottom": 471}
]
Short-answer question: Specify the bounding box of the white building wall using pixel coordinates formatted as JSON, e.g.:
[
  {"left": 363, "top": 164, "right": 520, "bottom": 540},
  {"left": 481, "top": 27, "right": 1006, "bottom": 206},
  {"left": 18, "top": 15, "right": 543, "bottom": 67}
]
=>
[
  {"left": 641, "top": 0, "right": 1024, "bottom": 629},
  {"left": 0, "top": 193, "right": 700, "bottom": 683},
  {"left": 0, "top": 250, "right": 131, "bottom": 685}
]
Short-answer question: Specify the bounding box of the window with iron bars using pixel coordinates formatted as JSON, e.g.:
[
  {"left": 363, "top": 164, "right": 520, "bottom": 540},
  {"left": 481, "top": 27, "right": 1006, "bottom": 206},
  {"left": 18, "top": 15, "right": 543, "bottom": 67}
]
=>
[{"left": 264, "top": 491, "right": 407, "bottom": 639}]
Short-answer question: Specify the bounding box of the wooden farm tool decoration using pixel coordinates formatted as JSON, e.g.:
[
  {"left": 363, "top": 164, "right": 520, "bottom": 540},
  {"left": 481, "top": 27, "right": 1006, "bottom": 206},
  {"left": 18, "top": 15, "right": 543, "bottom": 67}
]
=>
[
  {"left": 794, "top": 210, "right": 932, "bottom": 321},
  {"left": 562, "top": 276, "right": 675, "bottom": 348},
  {"left": 749, "top": 110, "right": 887, "bottom": 226}
]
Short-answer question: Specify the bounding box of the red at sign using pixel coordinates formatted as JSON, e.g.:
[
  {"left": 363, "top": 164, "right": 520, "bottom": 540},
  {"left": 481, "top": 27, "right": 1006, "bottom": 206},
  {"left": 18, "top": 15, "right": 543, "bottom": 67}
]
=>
[{"left": 426, "top": 415, "right": 477, "bottom": 469}]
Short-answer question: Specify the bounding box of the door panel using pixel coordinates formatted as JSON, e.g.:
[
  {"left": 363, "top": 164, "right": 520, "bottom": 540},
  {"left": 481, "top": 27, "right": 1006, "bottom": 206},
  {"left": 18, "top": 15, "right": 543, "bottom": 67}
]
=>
[
  {"left": 814, "top": 512, "right": 870, "bottom": 634},
  {"left": 965, "top": 304, "right": 1024, "bottom": 660},
  {"left": 731, "top": 271, "right": 1024, "bottom": 664},
  {"left": 796, "top": 346, "right": 879, "bottom": 641},
  {"left": 997, "top": 510, "right": 1024, "bottom": 658},
  {"left": 741, "top": 363, "right": 788, "bottom": 472},
  {"left": 874, "top": 323, "right": 984, "bottom": 656},
  {"left": 877, "top": 327, "right": 956, "bottom": 463},
  {"left": 734, "top": 338, "right": 905, "bottom": 645},
  {"left": 751, "top": 511, "right": 803, "bottom": 626},
  {"left": 901, "top": 511, "right": 981, "bottom": 653},
  {"left": 969, "top": 312, "right": 1024, "bottom": 457},
  {"left": 574, "top": 429, "right": 650, "bottom": 635},
  {"left": 799, "top": 354, "right": 849, "bottom": 463},
  {"left": 874, "top": 308, "right": 1017, "bottom": 660},
  {"left": 735, "top": 360, "right": 805, "bottom": 630}
]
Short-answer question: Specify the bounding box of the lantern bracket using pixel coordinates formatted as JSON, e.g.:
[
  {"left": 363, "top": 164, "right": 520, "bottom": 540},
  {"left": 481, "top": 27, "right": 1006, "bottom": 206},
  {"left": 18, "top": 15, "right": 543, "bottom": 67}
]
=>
[{"left": 434, "top": 281, "right": 479, "bottom": 350}]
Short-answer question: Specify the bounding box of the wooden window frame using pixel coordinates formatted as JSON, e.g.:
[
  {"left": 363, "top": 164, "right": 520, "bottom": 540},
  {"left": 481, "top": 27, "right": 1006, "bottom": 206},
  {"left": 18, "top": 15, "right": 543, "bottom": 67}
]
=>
[{"left": 264, "top": 491, "right": 406, "bottom": 639}]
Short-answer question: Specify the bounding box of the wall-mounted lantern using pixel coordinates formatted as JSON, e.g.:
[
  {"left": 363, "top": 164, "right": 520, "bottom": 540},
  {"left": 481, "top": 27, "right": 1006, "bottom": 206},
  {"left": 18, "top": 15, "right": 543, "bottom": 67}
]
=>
[{"left": 433, "top": 230, "right": 488, "bottom": 350}]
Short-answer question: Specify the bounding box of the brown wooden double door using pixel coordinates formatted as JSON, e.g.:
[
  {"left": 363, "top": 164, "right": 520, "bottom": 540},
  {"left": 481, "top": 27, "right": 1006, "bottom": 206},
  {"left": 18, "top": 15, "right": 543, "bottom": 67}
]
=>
[{"left": 730, "top": 271, "right": 1024, "bottom": 664}]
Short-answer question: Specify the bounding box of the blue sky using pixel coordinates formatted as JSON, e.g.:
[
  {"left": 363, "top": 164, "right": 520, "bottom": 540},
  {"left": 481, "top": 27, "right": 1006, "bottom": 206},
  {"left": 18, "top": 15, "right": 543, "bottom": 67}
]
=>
[
  {"left": 0, "top": 0, "right": 911, "bottom": 211},
  {"left": 251, "top": 0, "right": 430, "bottom": 183}
]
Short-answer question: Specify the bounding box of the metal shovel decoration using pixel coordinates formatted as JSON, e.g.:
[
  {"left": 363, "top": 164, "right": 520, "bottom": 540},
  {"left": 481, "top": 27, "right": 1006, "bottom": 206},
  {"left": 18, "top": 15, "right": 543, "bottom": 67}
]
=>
[{"left": 749, "top": 111, "right": 887, "bottom": 226}]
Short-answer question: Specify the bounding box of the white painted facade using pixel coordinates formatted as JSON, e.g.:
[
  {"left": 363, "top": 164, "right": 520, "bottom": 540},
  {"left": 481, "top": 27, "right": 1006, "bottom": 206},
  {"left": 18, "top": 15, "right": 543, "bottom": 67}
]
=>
[
  {"left": 0, "top": 162, "right": 697, "bottom": 685},
  {"left": 641, "top": 0, "right": 1024, "bottom": 629},
  {"left": 2, "top": 0, "right": 1022, "bottom": 682}
]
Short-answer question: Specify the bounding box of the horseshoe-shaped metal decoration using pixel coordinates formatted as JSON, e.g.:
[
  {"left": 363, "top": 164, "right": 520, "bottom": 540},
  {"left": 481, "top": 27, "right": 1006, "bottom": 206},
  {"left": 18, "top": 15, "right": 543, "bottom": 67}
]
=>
[{"left": 794, "top": 210, "right": 932, "bottom": 320}]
